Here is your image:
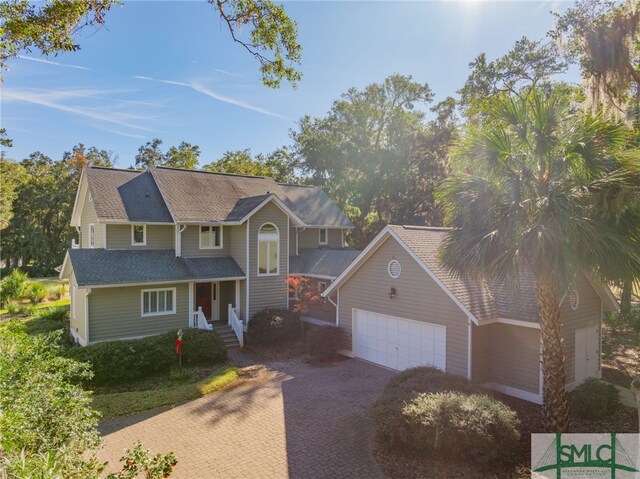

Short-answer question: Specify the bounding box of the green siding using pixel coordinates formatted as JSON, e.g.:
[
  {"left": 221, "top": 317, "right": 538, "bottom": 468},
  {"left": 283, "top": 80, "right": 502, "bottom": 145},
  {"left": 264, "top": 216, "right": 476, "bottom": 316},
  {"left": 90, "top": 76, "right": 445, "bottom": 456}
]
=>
[
  {"left": 106, "top": 224, "right": 174, "bottom": 249},
  {"left": 338, "top": 236, "right": 469, "bottom": 377},
  {"left": 489, "top": 324, "right": 541, "bottom": 394},
  {"left": 80, "top": 189, "right": 104, "bottom": 248},
  {"left": 247, "top": 202, "right": 289, "bottom": 320},
  {"left": 298, "top": 228, "right": 343, "bottom": 249},
  {"left": 88, "top": 283, "right": 189, "bottom": 343},
  {"left": 181, "top": 225, "right": 232, "bottom": 257}
]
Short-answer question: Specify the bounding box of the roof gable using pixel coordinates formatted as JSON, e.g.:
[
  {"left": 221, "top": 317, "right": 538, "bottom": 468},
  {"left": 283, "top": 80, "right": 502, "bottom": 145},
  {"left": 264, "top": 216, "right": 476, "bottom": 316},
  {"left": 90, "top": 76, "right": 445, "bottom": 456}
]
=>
[{"left": 82, "top": 167, "right": 174, "bottom": 223}]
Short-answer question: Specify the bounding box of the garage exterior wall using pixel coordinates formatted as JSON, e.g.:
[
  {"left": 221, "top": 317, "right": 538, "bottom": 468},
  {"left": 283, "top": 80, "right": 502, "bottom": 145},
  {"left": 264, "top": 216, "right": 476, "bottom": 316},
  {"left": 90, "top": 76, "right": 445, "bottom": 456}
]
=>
[
  {"left": 298, "top": 228, "right": 343, "bottom": 249},
  {"left": 88, "top": 282, "right": 189, "bottom": 343},
  {"left": 488, "top": 323, "right": 541, "bottom": 395},
  {"left": 471, "top": 323, "right": 491, "bottom": 384},
  {"left": 560, "top": 275, "right": 602, "bottom": 385},
  {"left": 337, "top": 236, "right": 469, "bottom": 377},
  {"left": 80, "top": 189, "right": 105, "bottom": 248}
]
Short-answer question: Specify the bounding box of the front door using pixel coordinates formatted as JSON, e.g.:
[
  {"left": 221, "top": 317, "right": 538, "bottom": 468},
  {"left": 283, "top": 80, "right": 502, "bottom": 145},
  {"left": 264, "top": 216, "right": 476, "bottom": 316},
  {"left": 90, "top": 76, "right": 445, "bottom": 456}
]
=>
[
  {"left": 195, "top": 282, "right": 212, "bottom": 320},
  {"left": 575, "top": 324, "right": 600, "bottom": 383}
]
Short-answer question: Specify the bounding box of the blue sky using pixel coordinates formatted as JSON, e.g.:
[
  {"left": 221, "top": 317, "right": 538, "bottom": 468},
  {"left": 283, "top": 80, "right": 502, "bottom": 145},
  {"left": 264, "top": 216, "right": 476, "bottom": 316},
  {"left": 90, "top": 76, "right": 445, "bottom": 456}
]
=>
[{"left": 1, "top": 1, "right": 578, "bottom": 167}]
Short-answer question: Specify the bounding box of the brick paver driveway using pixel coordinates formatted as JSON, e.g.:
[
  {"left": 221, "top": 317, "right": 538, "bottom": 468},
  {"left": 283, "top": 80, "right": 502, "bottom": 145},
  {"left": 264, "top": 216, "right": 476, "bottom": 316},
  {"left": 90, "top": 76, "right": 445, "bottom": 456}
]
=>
[{"left": 99, "top": 357, "right": 395, "bottom": 478}]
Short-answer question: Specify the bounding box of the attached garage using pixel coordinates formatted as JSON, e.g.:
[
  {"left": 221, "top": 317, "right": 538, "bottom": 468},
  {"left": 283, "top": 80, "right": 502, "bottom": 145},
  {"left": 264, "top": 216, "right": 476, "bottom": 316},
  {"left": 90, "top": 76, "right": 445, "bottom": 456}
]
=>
[
  {"left": 323, "top": 224, "right": 619, "bottom": 404},
  {"left": 353, "top": 309, "right": 446, "bottom": 371}
]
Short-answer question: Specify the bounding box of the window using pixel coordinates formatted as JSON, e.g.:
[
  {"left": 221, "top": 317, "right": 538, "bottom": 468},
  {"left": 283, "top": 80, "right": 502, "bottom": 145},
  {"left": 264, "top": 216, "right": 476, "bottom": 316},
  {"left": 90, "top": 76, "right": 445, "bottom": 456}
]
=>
[
  {"left": 200, "top": 225, "right": 222, "bottom": 249},
  {"left": 318, "top": 281, "right": 327, "bottom": 293},
  {"left": 89, "top": 223, "right": 95, "bottom": 248},
  {"left": 388, "top": 259, "right": 402, "bottom": 279},
  {"left": 319, "top": 228, "right": 328, "bottom": 245},
  {"left": 141, "top": 288, "right": 176, "bottom": 316},
  {"left": 569, "top": 289, "right": 579, "bottom": 310},
  {"left": 131, "top": 224, "right": 146, "bottom": 245},
  {"left": 258, "top": 223, "right": 279, "bottom": 275}
]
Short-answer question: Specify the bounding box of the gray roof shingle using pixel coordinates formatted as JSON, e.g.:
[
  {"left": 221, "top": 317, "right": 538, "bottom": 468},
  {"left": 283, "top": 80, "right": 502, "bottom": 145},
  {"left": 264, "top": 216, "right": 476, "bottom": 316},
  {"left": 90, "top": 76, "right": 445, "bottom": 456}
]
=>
[
  {"left": 290, "top": 248, "right": 360, "bottom": 279},
  {"left": 279, "top": 184, "right": 354, "bottom": 228},
  {"left": 389, "top": 225, "right": 539, "bottom": 322},
  {"left": 149, "top": 167, "right": 353, "bottom": 226},
  {"left": 85, "top": 168, "right": 174, "bottom": 223},
  {"left": 68, "top": 249, "right": 245, "bottom": 287}
]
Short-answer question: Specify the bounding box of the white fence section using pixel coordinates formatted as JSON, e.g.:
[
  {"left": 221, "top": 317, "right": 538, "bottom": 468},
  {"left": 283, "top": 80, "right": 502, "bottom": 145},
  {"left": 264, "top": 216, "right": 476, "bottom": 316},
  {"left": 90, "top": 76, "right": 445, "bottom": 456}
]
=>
[
  {"left": 192, "top": 307, "right": 212, "bottom": 330},
  {"left": 228, "top": 304, "right": 244, "bottom": 347}
]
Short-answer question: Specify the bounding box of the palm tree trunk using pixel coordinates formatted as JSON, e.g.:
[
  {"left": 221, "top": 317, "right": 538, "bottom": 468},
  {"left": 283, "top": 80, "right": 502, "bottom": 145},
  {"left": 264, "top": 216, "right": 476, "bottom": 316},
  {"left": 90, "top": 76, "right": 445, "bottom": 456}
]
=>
[
  {"left": 536, "top": 276, "right": 570, "bottom": 432},
  {"left": 621, "top": 279, "right": 633, "bottom": 317}
]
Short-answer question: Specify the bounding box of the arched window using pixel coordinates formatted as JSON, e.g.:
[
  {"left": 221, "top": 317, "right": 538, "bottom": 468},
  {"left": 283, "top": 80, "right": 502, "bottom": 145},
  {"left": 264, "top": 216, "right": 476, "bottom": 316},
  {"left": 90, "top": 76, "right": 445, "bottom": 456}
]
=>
[{"left": 258, "top": 223, "right": 279, "bottom": 276}]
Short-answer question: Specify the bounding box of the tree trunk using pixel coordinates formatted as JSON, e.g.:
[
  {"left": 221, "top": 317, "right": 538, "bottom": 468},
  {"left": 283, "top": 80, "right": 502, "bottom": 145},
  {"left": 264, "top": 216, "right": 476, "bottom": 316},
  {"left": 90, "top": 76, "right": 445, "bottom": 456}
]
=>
[
  {"left": 621, "top": 279, "right": 633, "bottom": 317},
  {"left": 536, "top": 276, "right": 570, "bottom": 432},
  {"left": 631, "top": 376, "right": 640, "bottom": 434}
]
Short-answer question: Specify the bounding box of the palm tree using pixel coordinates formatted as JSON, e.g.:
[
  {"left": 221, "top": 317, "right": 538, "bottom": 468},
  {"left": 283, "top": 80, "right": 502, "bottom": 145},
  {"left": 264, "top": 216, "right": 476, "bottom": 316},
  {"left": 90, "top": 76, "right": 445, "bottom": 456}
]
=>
[{"left": 438, "top": 87, "right": 640, "bottom": 432}]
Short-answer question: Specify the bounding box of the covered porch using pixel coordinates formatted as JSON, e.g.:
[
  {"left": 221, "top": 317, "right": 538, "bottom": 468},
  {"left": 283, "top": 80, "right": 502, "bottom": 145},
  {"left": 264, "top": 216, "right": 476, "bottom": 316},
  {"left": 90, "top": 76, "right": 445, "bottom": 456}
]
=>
[{"left": 189, "top": 278, "right": 245, "bottom": 347}]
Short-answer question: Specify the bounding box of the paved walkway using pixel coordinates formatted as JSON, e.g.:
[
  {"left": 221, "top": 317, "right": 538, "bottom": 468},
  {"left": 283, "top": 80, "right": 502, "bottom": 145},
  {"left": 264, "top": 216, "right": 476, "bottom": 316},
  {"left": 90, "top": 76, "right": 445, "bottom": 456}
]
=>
[{"left": 99, "top": 357, "right": 395, "bottom": 478}]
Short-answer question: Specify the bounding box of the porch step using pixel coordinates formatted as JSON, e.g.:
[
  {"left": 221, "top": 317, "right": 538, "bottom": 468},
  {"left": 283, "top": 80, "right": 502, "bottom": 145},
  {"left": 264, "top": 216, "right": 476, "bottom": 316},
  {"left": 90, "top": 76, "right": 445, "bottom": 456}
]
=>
[{"left": 211, "top": 324, "right": 241, "bottom": 349}]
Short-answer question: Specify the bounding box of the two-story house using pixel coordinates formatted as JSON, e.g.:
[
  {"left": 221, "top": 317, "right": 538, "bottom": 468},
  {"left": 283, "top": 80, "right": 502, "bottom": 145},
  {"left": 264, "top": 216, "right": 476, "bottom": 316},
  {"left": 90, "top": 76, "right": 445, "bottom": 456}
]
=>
[{"left": 60, "top": 166, "right": 356, "bottom": 346}]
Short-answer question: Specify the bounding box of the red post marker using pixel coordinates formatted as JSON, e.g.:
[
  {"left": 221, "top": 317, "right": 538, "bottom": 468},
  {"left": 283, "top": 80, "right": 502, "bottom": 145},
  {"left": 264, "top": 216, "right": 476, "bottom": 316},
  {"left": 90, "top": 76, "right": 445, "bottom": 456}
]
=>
[{"left": 175, "top": 338, "right": 183, "bottom": 355}]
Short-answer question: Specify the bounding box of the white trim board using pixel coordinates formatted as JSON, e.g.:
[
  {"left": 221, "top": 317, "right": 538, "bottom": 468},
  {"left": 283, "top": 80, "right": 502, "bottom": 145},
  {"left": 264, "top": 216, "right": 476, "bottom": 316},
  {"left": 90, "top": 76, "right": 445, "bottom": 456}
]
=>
[
  {"left": 478, "top": 318, "right": 541, "bottom": 329},
  {"left": 484, "top": 382, "right": 543, "bottom": 404},
  {"left": 77, "top": 276, "right": 246, "bottom": 289}
]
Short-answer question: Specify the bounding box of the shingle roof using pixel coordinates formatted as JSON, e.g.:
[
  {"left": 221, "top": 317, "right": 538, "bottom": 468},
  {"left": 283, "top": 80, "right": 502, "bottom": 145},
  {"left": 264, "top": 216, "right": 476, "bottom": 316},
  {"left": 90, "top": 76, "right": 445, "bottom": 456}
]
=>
[
  {"left": 279, "top": 185, "right": 354, "bottom": 228},
  {"left": 149, "top": 167, "right": 353, "bottom": 226},
  {"left": 388, "top": 225, "right": 539, "bottom": 323},
  {"left": 290, "top": 248, "right": 360, "bottom": 279},
  {"left": 68, "top": 249, "right": 245, "bottom": 287},
  {"left": 85, "top": 168, "right": 174, "bottom": 223}
]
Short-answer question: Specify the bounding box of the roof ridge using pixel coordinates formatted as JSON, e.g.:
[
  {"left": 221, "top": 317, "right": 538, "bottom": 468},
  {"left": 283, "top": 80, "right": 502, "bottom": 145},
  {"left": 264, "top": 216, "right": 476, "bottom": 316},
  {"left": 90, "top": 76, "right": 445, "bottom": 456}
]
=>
[
  {"left": 391, "top": 224, "right": 453, "bottom": 231},
  {"left": 155, "top": 165, "right": 272, "bottom": 180},
  {"left": 89, "top": 166, "right": 142, "bottom": 173},
  {"left": 278, "top": 182, "right": 316, "bottom": 188}
]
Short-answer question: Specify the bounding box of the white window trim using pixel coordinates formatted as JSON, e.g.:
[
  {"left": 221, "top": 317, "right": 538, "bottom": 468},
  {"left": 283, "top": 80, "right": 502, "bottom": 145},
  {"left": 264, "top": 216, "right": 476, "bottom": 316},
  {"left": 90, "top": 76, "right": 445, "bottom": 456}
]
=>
[
  {"left": 88, "top": 223, "right": 95, "bottom": 248},
  {"left": 141, "top": 287, "right": 177, "bottom": 317},
  {"left": 257, "top": 223, "right": 280, "bottom": 277},
  {"left": 131, "top": 224, "right": 147, "bottom": 246},
  {"left": 199, "top": 225, "right": 224, "bottom": 250},
  {"left": 319, "top": 228, "right": 328, "bottom": 245}
]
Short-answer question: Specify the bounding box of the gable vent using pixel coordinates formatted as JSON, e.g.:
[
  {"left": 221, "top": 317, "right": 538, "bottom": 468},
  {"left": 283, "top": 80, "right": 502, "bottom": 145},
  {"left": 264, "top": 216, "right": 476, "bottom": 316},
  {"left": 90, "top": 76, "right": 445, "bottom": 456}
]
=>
[
  {"left": 569, "top": 289, "right": 579, "bottom": 310},
  {"left": 388, "top": 259, "right": 402, "bottom": 279}
]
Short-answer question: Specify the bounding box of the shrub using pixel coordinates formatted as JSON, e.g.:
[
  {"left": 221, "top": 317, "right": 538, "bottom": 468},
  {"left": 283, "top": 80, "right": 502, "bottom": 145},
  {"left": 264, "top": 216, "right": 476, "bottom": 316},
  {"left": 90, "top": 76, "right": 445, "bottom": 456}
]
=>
[
  {"left": 36, "top": 305, "right": 69, "bottom": 323},
  {"left": 623, "top": 308, "right": 640, "bottom": 332},
  {"left": 26, "top": 281, "right": 48, "bottom": 303},
  {"left": 65, "top": 328, "right": 227, "bottom": 386},
  {"left": 374, "top": 366, "right": 519, "bottom": 468},
  {"left": 0, "top": 269, "right": 29, "bottom": 306},
  {"left": 570, "top": 379, "right": 621, "bottom": 420},
  {"left": 306, "top": 325, "right": 343, "bottom": 362},
  {"left": 6, "top": 301, "right": 21, "bottom": 315},
  {"left": 50, "top": 284, "right": 67, "bottom": 300},
  {"left": 169, "top": 367, "right": 193, "bottom": 383},
  {"left": 247, "top": 307, "right": 302, "bottom": 346},
  {"left": 402, "top": 391, "right": 520, "bottom": 468}
]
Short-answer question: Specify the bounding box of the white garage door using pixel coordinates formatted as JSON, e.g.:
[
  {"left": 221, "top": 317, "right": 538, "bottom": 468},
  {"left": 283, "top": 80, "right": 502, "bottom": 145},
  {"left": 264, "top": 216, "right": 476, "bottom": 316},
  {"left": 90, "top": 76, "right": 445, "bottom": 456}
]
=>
[{"left": 353, "top": 309, "right": 446, "bottom": 371}]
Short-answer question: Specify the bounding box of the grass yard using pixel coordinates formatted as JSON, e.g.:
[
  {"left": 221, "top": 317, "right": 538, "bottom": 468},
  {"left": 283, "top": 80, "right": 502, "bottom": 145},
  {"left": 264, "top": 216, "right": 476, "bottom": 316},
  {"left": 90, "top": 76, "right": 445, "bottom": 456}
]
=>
[
  {"left": 92, "top": 365, "right": 239, "bottom": 420},
  {"left": 602, "top": 322, "right": 640, "bottom": 388}
]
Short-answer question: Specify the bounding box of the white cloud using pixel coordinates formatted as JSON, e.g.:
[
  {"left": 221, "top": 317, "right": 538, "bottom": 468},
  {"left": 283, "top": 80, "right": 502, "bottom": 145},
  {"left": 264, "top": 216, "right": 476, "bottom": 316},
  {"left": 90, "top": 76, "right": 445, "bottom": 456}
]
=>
[
  {"left": 18, "top": 55, "right": 91, "bottom": 71},
  {"left": 2, "top": 88, "right": 156, "bottom": 132},
  {"left": 132, "top": 75, "right": 287, "bottom": 120},
  {"left": 214, "top": 68, "right": 244, "bottom": 78}
]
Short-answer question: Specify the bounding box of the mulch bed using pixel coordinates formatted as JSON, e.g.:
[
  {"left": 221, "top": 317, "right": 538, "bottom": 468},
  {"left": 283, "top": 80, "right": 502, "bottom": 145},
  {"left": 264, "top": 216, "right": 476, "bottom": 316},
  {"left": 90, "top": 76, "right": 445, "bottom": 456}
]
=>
[
  {"left": 243, "top": 338, "right": 306, "bottom": 361},
  {"left": 375, "top": 394, "right": 639, "bottom": 479}
]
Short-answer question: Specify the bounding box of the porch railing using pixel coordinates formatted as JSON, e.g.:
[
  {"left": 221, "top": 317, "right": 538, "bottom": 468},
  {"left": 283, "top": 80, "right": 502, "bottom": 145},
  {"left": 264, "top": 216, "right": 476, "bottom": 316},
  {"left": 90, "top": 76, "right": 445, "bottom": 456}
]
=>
[
  {"left": 228, "top": 304, "right": 244, "bottom": 347},
  {"left": 192, "top": 307, "right": 212, "bottom": 330}
]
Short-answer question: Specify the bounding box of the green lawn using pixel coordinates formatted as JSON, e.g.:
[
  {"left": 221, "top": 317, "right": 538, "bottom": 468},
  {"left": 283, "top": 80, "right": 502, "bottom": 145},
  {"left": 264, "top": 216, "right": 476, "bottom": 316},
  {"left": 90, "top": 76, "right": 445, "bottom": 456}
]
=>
[
  {"left": 31, "top": 277, "right": 68, "bottom": 288},
  {"left": 93, "top": 365, "right": 239, "bottom": 420}
]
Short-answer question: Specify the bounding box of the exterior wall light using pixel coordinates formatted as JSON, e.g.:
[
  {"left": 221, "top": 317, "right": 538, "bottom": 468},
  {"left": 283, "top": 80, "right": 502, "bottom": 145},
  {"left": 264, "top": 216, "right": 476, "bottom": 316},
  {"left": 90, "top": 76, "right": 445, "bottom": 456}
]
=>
[{"left": 389, "top": 287, "right": 396, "bottom": 299}]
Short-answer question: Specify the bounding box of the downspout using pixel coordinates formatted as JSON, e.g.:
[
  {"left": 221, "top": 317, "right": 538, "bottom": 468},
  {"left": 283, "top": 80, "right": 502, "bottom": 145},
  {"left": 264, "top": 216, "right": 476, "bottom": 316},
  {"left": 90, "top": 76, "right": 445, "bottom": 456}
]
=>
[{"left": 176, "top": 224, "right": 187, "bottom": 257}]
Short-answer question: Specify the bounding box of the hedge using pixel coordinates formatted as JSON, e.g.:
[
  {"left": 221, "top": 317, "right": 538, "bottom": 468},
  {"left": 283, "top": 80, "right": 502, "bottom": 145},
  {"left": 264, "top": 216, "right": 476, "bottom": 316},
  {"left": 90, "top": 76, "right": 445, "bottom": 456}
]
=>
[
  {"left": 374, "top": 367, "right": 520, "bottom": 469},
  {"left": 65, "top": 328, "right": 227, "bottom": 386}
]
